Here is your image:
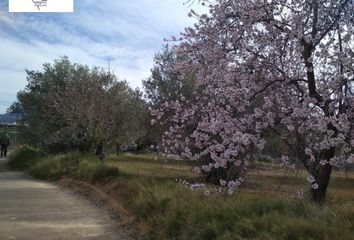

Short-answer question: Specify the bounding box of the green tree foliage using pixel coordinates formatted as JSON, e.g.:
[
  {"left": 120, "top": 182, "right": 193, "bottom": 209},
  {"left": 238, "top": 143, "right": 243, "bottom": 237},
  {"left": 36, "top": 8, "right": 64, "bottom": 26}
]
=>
[
  {"left": 143, "top": 45, "right": 195, "bottom": 107},
  {"left": 11, "top": 57, "right": 147, "bottom": 153},
  {"left": 143, "top": 45, "right": 196, "bottom": 148}
]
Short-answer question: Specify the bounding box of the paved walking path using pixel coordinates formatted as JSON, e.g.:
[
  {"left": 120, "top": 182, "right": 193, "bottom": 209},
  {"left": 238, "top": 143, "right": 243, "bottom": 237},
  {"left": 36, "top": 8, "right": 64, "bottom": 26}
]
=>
[{"left": 0, "top": 158, "right": 131, "bottom": 240}]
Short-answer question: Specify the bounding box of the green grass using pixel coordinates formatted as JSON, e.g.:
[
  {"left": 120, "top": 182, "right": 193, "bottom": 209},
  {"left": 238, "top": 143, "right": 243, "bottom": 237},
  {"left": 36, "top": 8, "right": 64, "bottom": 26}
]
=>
[
  {"left": 105, "top": 153, "right": 354, "bottom": 240},
  {"left": 107, "top": 181, "right": 354, "bottom": 240},
  {"left": 73, "top": 155, "right": 121, "bottom": 183},
  {"left": 107, "top": 153, "right": 196, "bottom": 180},
  {"left": 7, "top": 148, "right": 354, "bottom": 240},
  {"left": 8, "top": 146, "right": 120, "bottom": 183},
  {"left": 29, "top": 152, "right": 81, "bottom": 180}
]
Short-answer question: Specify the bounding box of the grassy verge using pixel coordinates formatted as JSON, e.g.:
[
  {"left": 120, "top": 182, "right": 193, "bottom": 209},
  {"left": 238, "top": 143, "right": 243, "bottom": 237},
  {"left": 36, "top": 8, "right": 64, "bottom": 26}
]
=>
[
  {"left": 7, "top": 147, "right": 354, "bottom": 240},
  {"left": 8, "top": 146, "right": 120, "bottom": 183}
]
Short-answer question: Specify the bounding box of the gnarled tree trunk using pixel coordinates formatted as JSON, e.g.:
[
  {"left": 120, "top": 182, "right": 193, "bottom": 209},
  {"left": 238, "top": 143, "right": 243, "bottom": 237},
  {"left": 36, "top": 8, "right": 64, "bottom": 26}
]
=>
[
  {"left": 311, "top": 163, "right": 332, "bottom": 204},
  {"left": 310, "top": 148, "right": 335, "bottom": 204}
]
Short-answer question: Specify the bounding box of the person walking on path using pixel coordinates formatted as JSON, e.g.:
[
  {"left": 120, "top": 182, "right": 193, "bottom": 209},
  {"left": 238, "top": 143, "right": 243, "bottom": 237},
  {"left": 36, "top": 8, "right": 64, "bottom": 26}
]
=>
[{"left": 0, "top": 132, "right": 10, "bottom": 158}]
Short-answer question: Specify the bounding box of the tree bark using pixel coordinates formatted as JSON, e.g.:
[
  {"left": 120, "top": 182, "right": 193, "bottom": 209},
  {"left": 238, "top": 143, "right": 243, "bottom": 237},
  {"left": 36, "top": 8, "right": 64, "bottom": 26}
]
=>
[
  {"left": 310, "top": 148, "right": 335, "bottom": 204},
  {"left": 311, "top": 164, "right": 332, "bottom": 204}
]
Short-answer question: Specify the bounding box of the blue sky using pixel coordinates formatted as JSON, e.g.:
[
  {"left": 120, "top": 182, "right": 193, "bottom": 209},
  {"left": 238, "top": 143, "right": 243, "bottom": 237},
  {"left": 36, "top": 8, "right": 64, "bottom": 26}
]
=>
[{"left": 0, "top": 0, "right": 205, "bottom": 113}]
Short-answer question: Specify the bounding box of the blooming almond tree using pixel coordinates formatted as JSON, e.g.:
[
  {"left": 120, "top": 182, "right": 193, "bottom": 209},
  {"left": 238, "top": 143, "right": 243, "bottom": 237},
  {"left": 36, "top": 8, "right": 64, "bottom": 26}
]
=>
[{"left": 155, "top": 0, "right": 354, "bottom": 203}]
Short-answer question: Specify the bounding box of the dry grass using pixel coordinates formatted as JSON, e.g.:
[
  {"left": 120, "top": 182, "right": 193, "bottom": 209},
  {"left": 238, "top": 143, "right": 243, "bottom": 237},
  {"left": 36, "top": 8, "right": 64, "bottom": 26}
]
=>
[{"left": 8, "top": 148, "right": 354, "bottom": 239}]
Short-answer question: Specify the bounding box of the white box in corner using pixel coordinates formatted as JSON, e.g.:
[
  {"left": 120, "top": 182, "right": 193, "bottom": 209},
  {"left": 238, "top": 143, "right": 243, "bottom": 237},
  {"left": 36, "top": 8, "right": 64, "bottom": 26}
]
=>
[{"left": 9, "top": 0, "right": 74, "bottom": 13}]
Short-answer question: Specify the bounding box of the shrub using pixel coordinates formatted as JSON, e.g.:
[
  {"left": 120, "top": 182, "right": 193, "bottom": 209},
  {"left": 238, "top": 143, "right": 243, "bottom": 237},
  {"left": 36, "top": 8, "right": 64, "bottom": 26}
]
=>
[
  {"left": 74, "top": 155, "right": 101, "bottom": 180},
  {"left": 7, "top": 145, "right": 45, "bottom": 170}
]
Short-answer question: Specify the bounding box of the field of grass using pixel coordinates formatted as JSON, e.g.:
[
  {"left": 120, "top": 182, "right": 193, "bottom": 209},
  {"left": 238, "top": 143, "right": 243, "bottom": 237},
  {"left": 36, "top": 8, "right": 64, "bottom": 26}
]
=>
[
  {"left": 7, "top": 147, "right": 354, "bottom": 240},
  {"left": 105, "top": 154, "right": 354, "bottom": 240}
]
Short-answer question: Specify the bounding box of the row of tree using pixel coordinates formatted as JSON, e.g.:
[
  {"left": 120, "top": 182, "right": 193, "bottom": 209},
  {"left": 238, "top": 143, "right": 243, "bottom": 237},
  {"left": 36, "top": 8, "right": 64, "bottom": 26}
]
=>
[
  {"left": 11, "top": 0, "right": 354, "bottom": 204},
  {"left": 11, "top": 47, "right": 194, "bottom": 155}
]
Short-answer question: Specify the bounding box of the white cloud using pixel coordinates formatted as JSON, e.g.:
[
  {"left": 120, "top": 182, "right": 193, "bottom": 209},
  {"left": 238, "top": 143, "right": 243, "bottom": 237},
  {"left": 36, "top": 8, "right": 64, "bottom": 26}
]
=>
[{"left": 0, "top": 0, "right": 208, "bottom": 113}]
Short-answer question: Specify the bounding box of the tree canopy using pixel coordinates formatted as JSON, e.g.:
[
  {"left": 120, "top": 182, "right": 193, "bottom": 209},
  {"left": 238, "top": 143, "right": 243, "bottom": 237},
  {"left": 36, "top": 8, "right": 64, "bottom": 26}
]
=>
[
  {"left": 11, "top": 57, "right": 147, "bottom": 153},
  {"left": 154, "top": 0, "right": 354, "bottom": 203}
]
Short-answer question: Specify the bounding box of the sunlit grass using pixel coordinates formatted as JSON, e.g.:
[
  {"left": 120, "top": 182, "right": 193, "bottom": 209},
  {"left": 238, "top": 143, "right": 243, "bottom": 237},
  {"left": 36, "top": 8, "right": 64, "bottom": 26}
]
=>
[{"left": 106, "top": 153, "right": 197, "bottom": 180}]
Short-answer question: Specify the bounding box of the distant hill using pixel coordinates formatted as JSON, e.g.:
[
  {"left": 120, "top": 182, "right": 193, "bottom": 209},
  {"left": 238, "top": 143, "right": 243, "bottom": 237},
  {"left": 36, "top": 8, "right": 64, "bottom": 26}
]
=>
[{"left": 0, "top": 113, "right": 19, "bottom": 124}]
